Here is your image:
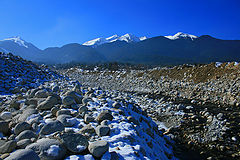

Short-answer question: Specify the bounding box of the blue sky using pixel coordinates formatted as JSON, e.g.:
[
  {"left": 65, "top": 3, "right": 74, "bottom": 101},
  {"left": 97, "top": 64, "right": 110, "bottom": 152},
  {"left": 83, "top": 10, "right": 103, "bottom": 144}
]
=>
[{"left": 0, "top": 0, "right": 239, "bottom": 49}]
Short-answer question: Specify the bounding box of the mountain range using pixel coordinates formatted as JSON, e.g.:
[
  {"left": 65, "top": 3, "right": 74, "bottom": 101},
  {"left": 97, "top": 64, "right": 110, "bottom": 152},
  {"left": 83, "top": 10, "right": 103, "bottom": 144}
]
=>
[{"left": 0, "top": 32, "right": 240, "bottom": 65}]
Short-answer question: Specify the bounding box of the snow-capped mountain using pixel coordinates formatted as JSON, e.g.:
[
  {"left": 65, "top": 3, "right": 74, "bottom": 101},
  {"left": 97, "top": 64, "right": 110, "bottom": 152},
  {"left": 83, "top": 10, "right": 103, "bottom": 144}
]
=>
[
  {"left": 2, "top": 36, "right": 29, "bottom": 48},
  {"left": 0, "top": 36, "right": 41, "bottom": 60},
  {"left": 165, "top": 32, "right": 198, "bottom": 40},
  {"left": 83, "top": 33, "right": 147, "bottom": 47}
]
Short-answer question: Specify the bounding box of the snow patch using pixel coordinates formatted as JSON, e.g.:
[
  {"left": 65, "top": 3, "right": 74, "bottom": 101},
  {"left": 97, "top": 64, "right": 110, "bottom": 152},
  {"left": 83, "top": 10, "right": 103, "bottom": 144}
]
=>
[
  {"left": 65, "top": 154, "right": 94, "bottom": 160},
  {"left": 46, "top": 145, "right": 60, "bottom": 157},
  {"left": 1, "top": 36, "right": 29, "bottom": 48},
  {"left": 76, "top": 145, "right": 86, "bottom": 152},
  {"left": 165, "top": 32, "right": 197, "bottom": 40},
  {"left": 82, "top": 33, "right": 147, "bottom": 47}
]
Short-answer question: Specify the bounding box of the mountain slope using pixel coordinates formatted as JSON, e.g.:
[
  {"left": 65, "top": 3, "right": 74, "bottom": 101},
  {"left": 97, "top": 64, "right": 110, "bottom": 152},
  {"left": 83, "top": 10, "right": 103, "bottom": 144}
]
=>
[
  {"left": 95, "top": 34, "right": 240, "bottom": 65},
  {"left": 0, "top": 36, "right": 42, "bottom": 60},
  {"left": 42, "top": 43, "right": 106, "bottom": 64},
  {"left": 82, "top": 33, "right": 147, "bottom": 47}
]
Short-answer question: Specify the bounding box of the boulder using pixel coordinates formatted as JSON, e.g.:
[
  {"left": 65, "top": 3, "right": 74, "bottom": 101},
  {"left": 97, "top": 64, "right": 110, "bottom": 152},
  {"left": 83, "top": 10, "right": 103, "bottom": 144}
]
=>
[
  {"left": 95, "top": 125, "right": 110, "bottom": 137},
  {"left": 112, "top": 102, "right": 121, "bottom": 109},
  {"left": 17, "top": 139, "right": 32, "bottom": 149},
  {"left": 5, "top": 149, "right": 40, "bottom": 160},
  {"left": 0, "top": 140, "right": 17, "bottom": 154},
  {"left": 59, "top": 132, "right": 88, "bottom": 153},
  {"left": 14, "top": 122, "right": 31, "bottom": 135},
  {"left": 15, "top": 130, "right": 37, "bottom": 141},
  {"left": 62, "top": 96, "right": 75, "bottom": 106},
  {"left": 0, "top": 112, "right": 12, "bottom": 120},
  {"left": 37, "top": 96, "right": 58, "bottom": 110},
  {"left": 34, "top": 90, "right": 48, "bottom": 98},
  {"left": 78, "top": 106, "right": 88, "bottom": 113},
  {"left": 56, "top": 109, "right": 71, "bottom": 117},
  {"left": 88, "top": 140, "right": 109, "bottom": 158},
  {"left": 65, "top": 91, "right": 83, "bottom": 104},
  {"left": 26, "top": 138, "right": 66, "bottom": 160},
  {"left": 96, "top": 110, "right": 113, "bottom": 123},
  {"left": 79, "top": 124, "right": 96, "bottom": 135},
  {"left": 0, "top": 120, "right": 9, "bottom": 135},
  {"left": 84, "top": 114, "right": 95, "bottom": 123},
  {"left": 18, "top": 109, "right": 38, "bottom": 122},
  {"left": 39, "top": 120, "right": 65, "bottom": 135},
  {"left": 57, "top": 115, "right": 75, "bottom": 127}
]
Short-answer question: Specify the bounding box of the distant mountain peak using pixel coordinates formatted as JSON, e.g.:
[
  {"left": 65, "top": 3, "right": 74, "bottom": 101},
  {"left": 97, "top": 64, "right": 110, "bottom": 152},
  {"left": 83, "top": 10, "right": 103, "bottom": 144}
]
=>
[
  {"left": 83, "top": 33, "right": 147, "bottom": 47},
  {"left": 1, "top": 36, "right": 29, "bottom": 48},
  {"left": 165, "top": 32, "right": 198, "bottom": 40}
]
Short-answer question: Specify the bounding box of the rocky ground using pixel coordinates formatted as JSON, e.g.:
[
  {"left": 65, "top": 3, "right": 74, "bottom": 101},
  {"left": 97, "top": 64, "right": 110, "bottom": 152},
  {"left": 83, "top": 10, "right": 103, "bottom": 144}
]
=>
[
  {"left": 0, "top": 52, "right": 61, "bottom": 95},
  {"left": 0, "top": 53, "right": 177, "bottom": 160},
  {"left": 60, "top": 62, "right": 240, "bottom": 160}
]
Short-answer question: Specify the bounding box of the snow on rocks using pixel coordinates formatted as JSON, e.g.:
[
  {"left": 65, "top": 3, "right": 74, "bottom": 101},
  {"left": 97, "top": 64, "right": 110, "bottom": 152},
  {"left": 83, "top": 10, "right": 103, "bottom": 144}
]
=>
[
  {"left": 0, "top": 65, "right": 177, "bottom": 160},
  {"left": 0, "top": 52, "right": 63, "bottom": 95}
]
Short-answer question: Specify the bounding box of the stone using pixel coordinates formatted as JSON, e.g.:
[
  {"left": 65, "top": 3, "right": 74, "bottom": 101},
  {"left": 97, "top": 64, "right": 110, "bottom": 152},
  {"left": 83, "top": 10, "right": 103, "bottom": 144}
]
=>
[
  {"left": 100, "top": 120, "right": 110, "bottom": 126},
  {"left": 5, "top": 149, "right": 40, "bottom": 160},
  {"left": 52, "top": 86, "right": 60, "bottom": 92},
  {"left": 56, "top": 109, "right": 71, "bottom": 117},
  {"left": 82, "top": 97, "right": 92, "bottom": 105},
  {"left": 51, "top": 106, "right": 60, "bottom": 116},
  {"left": 57, "top": 115, "right": 75, "bottom": 127},
  {"left": 79, "top": 124, "right": 96, "bottom": 135},
  {"left": 37, "top": 96, "right": 58, "bottom": 110},
  {"left": 18, "top": 109, "right": 38, "bottom": 122},
  {"left": 0, "top": 120, "right": 9, "bottom": 135},
  {"left": 78, "top": 106, "right": 88, "bottom": 113},
  {"left": 14, "top": 122, "right": 31, "bottom": 135},
  {"left": 17, "top": 139, "right": 32, "bottom": 149},
  {"left": 34, "top": 90, "right": 48, "bottom": 98},
  {"left": 25, "top": 98, "right": 39, "bottom": 106},
  {"left": 95, "top": 125, "right": 110, "bottom": 137},
  {"left": 96, "top": 110, "right": 113, "bottom": 123},
  {"left": 65, "top": 91, "right": 83, "bottom": 104},
  {"left": 39, "top": 120, "right": 65, "bottom": 135},
  {"left": 112, "top": 102, "right": 121, "bottom": 109},
  {"left": 0, "top": 112, "right": 12, "bottom": 120},
  {"left": 15, "top": 130, "right": 37, "bottom": 141},
  {"left": 0, "top": 140, "right": 17, "bottom": 154},
  {"left": 26, "top": 138, "right": 66, "bottom": 160},
  {"left": 9, "top": 100, "right": 20, "bottom": 109},
  {"left": 88, "top": 140, "right": 109, "bottom": 158},
  {"left": 62, "top": 96, "right": 75, "bottom": 106},
  {"left": 127, "top": 116, "right": 139, "bottom": 125},
  {"left": 84, "top": 114, "right": 95, "bottom": 123},
  {"left": 59, "top": 132, "right": 89, "bottom": 153}
]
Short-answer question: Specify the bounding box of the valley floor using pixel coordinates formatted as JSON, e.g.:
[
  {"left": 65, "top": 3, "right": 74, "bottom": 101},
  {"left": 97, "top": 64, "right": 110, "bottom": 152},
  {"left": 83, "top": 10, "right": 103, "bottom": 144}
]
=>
[{"left": 60, "top": 62, "right": 240, "bottom": 160}]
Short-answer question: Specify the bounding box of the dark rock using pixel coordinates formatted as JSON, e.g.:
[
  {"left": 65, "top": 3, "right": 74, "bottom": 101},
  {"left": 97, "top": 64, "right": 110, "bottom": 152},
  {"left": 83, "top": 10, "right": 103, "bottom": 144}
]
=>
[{"left": 5, "top": 149, "right": 40, "bottom": 160}]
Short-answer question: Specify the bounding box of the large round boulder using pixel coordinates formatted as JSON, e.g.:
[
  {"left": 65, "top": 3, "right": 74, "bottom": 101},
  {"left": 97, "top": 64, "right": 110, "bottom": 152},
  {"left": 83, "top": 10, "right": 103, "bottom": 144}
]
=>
[
  {"left": 5, "top": 149, "right": 40, "bottom": 160},
  {"left": 59, "top": 132, "right": 89, "bottom": 153},
  {"left": 26, "top": 138, "right": 66, "bottom": 160},
  {"left": 39, "top": 120, "right": 65, "bottom": 135},
  {"left": 88, "top": 140, "right": 109, "bottom": 158},
  {"left": 14, "top": 122, "right": 31, "bottom": 135}
]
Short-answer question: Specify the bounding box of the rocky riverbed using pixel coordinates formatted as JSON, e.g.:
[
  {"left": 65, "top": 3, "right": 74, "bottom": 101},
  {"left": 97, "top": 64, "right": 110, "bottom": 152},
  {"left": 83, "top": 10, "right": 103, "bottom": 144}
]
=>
[
  {"left": 60, "top": 63, "right": 240, "bottom": 160},
  {"left": 0, "top": 53, "right": 177, "bottom": 160}
]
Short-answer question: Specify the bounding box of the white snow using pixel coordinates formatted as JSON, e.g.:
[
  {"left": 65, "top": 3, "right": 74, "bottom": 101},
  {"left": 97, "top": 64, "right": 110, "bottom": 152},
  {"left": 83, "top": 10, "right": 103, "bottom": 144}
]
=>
[
  {"left": 165, "top": 32, "right": 198, "bottom": 40},
  {"left": 140, "top": 36, "right": 147, "bottom": 41},
  {"left": 215, "top": 62, "right": 222, "bottom": 67},
  {"left": 76, "top": 145, "right": 87, "bottom": 152},
  {"left": 1, "top": 36, "right": 29, "bottom": 48},
  {"left": 65, "top": 154, "right": 94, "bottom": 160},
  {"left": 82, "top": 33, "right": 147, "bottom": 47},
  {"left": 46, "top": 145, "right": 60, "bottom": 157}
]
